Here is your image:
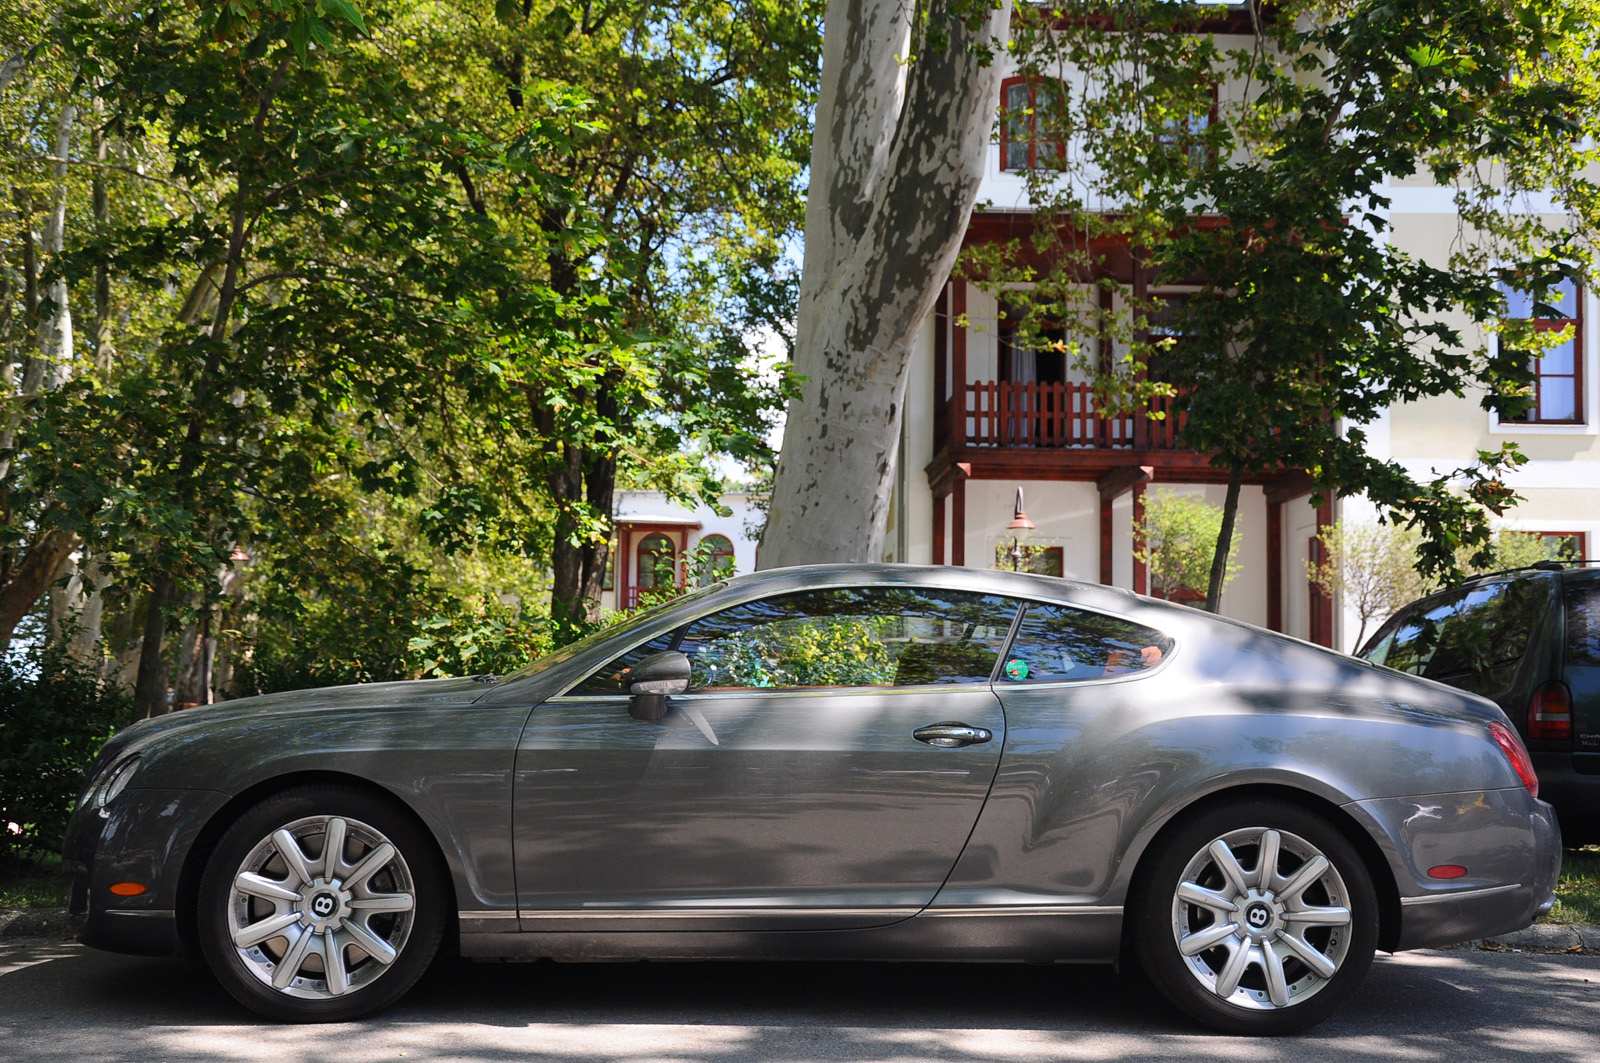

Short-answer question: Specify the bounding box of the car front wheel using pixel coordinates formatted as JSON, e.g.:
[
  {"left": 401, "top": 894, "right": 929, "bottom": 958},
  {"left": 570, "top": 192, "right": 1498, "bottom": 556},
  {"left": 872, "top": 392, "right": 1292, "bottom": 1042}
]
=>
[
  {"left": 197, "top": 785, "right": 446, "bottom": 1022},
  {"left": 1132, "top": 800, "right": 1379, "bottom": 1035}
]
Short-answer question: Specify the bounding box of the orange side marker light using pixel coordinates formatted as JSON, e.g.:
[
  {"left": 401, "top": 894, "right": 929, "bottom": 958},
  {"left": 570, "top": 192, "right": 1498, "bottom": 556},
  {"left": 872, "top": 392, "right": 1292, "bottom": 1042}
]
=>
[{"left": 108, "top": 882, "right": 147, "bottom": 897}]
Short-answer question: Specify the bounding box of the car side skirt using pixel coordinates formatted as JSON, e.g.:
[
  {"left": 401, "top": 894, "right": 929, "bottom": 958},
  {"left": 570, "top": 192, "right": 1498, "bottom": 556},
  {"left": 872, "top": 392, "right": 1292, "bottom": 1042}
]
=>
[{"left": 459, "top": 907, "right": 1124, "bottom": 963}]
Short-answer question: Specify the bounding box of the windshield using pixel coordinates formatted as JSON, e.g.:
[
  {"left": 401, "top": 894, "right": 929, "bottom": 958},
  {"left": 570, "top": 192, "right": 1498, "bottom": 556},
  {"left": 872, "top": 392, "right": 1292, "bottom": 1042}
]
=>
[
  {"left": 497, "top": 582, "right": 729, "bottom": 683},
  {"left": 1363, "top": 577, "right": 1550, "bottom": 685}
]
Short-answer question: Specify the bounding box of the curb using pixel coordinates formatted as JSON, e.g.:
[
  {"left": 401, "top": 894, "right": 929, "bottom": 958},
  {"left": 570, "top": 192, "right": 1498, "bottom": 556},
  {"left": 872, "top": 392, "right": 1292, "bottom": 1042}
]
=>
[
  {"left": 0, "top": 907, "right": 71, "bottom": 942},
  {"left": 1466, "top": 922, "right": 1600, "bottom": 954}
]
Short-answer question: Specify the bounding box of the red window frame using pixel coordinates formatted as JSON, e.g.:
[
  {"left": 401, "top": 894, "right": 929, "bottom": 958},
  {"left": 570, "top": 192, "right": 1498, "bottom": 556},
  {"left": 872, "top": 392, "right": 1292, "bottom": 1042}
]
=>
[
  {"left": 1503, "top": 281, "right": 1584, "bottom": 425},
  {"left": 999, "top": 77, "right": 1066, "bottom": 171},
  {"left": 694, "top": 533, "right": 736, "bottom": 583},
  {"left": 1534, "top": 531, "right": 1587, "bottom": 562},
  {"left": 635, "top": 533, "right": 677, "bottom": 591}
]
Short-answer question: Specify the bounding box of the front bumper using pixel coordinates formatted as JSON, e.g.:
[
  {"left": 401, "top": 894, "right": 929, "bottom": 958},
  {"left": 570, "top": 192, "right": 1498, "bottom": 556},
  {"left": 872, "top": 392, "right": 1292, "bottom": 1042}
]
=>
[
  {"left": 1346, "top": 787, "right": 1562, "bottom": 952},
  {"left": 63, "top": 785, "right": 230, "bottom": 957}
]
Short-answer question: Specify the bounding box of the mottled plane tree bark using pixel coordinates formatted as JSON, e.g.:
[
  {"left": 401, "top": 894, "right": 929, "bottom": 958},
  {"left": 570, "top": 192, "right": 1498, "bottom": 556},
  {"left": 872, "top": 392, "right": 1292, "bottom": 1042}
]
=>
[{"left": 758, "top": 0, "right": 1011, "bottom": 568}]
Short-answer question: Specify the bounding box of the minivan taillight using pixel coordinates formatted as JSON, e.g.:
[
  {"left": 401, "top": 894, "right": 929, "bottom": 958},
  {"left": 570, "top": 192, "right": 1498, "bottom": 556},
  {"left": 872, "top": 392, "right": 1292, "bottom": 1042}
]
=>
[
  {"left": 1527, "top": 680, "right": 1573, "bottom": 741},
  {"left": 1489, "top": 720, "right": 1539, "bottom": 799}
]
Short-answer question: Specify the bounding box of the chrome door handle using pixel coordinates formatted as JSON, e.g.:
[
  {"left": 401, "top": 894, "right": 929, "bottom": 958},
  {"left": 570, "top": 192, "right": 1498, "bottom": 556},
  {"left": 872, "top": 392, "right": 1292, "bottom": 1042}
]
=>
[{"left": 913, "top": 722, "right": 993, "bottom": 748}]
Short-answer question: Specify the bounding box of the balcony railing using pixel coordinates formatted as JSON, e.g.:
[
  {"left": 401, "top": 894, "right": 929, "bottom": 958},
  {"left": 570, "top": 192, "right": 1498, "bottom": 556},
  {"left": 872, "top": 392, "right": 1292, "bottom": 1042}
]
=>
[{"left": 938, "top": 381, "right": 1190, "bottom": 450}]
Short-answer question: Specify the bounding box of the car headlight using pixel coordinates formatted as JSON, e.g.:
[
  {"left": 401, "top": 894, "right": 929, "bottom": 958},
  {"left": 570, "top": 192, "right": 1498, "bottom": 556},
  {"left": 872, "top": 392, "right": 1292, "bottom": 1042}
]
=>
[{"left": 82, "top": 754, "right": 142, "bottom": 810}]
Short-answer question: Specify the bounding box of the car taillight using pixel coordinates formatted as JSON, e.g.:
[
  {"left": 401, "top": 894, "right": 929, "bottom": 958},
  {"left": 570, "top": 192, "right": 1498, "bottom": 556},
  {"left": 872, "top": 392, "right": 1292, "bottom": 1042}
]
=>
[
  {"left": 1527, "top": 680, "right": 1573, "bottom": 741},
  {"left": 1489, "top": 720, "right": 1539, "bottom": 799}
]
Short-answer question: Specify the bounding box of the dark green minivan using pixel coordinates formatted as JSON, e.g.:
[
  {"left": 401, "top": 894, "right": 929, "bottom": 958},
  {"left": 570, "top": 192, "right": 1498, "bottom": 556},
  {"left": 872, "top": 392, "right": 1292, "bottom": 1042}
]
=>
[{"left": 1360, "top": 563, "right": 1600, "bottom": 844}]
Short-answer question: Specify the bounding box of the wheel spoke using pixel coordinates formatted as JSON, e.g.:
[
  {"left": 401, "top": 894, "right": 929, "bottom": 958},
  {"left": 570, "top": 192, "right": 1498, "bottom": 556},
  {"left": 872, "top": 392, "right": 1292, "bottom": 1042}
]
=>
[
  {"left": 342, "top": 918, "right": 398, "bottom": 966},
  {"left": 1212, "top": 941, "right": 1253, "bottom": 998},
  {"left": 1254, "top": 830, "right": 1282, "bottom": 890},
  {"left": 234, "top": 872, "right": 300, "bottom": 904},
  {"left": 232, "top": 909, "right": 303, "bottom": 949},
  {"left": 271, "top": 925, "right": 316, "bottom": 989},
  {"left": 1177, "top": 881, "right": 1239, "bottom": 914},
  {"left": 1278, "top": 930, "right": 1338, "bottom": 979},
  {"left": 320, "top": 817, "right": 349, "bottom": 879},
  {"left": 342, "top": 842, "right": 396, "bottom": 891},
  {"left": 348, "top": 891, "right": 413, "bottom": 914},
  {"left": 1262, "top": 940, "right": 1291, "bottom": 1007},
  {"left": 1276, "top": 854, "right": 1330, "bottom": 906},
  {"left": 323, "top": 929, "right": 349, "bottom": 996},
  {"left": 1208, "top": 839, "right": 1250, "bottom": 896},
  {"left": 1179, "top": 920, "right": 1240, "bottom": 956},
  {"left": 1284, "top": 903, "right": 1350, "bottom": 928},
  {"left": 272, "top": 828, "right": 316, "bottom": 888}
]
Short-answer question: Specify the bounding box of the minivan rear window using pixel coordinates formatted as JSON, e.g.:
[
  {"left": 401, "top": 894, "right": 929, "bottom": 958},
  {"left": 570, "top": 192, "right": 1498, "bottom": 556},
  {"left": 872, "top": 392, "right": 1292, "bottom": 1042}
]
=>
[{"left": 1365, "top": 578, "right": 1551, "bottom": 682}]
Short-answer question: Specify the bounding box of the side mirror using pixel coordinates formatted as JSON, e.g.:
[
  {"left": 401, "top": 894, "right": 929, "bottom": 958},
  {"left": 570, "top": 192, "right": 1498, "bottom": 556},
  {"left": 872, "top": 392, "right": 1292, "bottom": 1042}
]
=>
[{"left": 627, "top": 650, "right": 691, "bottom": 721}]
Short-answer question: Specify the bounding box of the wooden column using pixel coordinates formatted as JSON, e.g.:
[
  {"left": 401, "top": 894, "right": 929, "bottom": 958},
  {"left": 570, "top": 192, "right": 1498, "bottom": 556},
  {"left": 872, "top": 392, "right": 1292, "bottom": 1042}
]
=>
[
  {"left": 951, "top": 278, "right": 968, "bottom": 445},
  {"left": 951, "top": 476, "right": 967, "bottom": 567},
  {"left": 1099, "top": 493, "right": 1114, "bottom": 585},
  {"left": 1096, "top": 465, "right": 1152, "bottom": 589},
  {"left": 1266, "top": 500, "right": 1284, "bottom": 633},
  {"left": 1309, "top": 500, "right": 1336, "bottom": 648},
  {"left": 615, "top": 526, "right": 632, "bottom": 612},
  {"left": 932, "top": 490, "right": 947, "bottom": 566}
]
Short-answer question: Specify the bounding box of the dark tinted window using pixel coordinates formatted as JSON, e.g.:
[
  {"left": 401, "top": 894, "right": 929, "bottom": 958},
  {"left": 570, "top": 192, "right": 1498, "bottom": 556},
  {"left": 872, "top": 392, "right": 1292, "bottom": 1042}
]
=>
[
  {"left": 570, "top": 632, "right": 678, "bottom": 695},
  {"left": 1367, "top": 578, "right": 1551, "bottom": 682},
  {"left": 678, "top": 587, "right": 1018, "bottom": 690},
  {"left": 1565, "top": 580, "right": 1600, "bottom": 711},
  {"left": 1000, "top": 603, "right": 1173, "bottom": 683}
]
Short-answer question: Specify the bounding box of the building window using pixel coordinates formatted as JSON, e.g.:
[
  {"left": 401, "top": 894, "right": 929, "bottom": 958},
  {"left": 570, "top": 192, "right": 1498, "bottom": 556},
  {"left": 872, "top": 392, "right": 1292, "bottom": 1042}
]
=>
[
  {"left": 1501, "top": 278, "right": 1583, "bottom": 424},
  {"left": 636, "top": 533, "right": 677, "bottom": 591},
  {"left": 1000, "top": 78, "right": 1066, "bottom": 171},
  {"left": 1155, "top": 84, "right": 1217, "bottom": 171},
  {"left": 1530, "top": 531, "right": 1586, "bottom": 563},
  {"left": 693, "top": 534, "right": 736, "bottom": 584}
]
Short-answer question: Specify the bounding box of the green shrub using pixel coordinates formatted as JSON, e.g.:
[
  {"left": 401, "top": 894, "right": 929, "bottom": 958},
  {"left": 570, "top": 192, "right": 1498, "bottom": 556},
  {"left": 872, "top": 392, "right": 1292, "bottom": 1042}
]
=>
[{"left": 0, "top": 643, "right": 132, "bottom": 866}]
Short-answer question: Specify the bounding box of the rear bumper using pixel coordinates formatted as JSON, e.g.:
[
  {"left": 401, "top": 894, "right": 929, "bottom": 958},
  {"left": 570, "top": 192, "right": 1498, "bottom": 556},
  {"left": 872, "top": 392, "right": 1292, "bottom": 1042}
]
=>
[
  {"left": 1531, "top": 751, "right": 1600, "bottom": 842},
  {"left": 1346, "top": 788, "right": 1562, "bottom": 951}
]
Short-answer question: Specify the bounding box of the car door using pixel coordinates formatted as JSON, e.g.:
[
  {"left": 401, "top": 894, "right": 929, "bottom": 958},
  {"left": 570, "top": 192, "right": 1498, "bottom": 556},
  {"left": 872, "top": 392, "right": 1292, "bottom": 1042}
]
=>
[{"left": 511, "top": 584, "right": 1015, "bottom": 931}]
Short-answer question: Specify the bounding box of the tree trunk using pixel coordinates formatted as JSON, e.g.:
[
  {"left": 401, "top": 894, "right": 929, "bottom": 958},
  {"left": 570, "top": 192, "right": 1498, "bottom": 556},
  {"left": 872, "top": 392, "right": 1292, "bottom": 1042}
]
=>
[
  {"left": 0, "top": 523, "right": 80, "bottom": 647},
  {"left": 36, "top": 101, "right": 74, "bottom": 384},
  {"left": 759, "top": 0, "right": 1012, "bottom": 568},
  {"left": 92, "top": 105, "right": 114, "bottom": 377},
  {"left": 1205, "top": 464, "right": 1244, "bottom": 614},
  {"left": 134, "top": 575, "right": 174, "bottom": 717}
]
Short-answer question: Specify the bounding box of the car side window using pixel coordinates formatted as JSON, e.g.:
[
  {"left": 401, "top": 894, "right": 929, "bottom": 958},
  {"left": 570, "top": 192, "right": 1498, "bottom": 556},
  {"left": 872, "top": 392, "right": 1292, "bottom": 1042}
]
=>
[
  {"left": 676, "top": 587, "right": 1018, "bottom": 691},
  {"left": 1565, "top": 579, "right": 1600, "bottom": 709},
  {"left": 999, "top": 602, "right": 1172, "bottom": 682},
  {"left": 569, "top": 632, "right": 679, "bottom": 695}
]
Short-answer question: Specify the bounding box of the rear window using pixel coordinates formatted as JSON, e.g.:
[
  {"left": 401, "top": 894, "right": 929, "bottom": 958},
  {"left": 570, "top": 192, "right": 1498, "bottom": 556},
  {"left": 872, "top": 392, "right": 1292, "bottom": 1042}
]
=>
[{"left": 1365, "top": 578, "right": 1551, "bottom": 683}]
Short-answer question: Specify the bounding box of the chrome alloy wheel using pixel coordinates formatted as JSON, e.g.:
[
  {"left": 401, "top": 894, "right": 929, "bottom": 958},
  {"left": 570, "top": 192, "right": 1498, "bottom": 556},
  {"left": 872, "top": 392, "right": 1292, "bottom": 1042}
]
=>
[
  {"left": 226, "top": 814, "right": 416, "bottom": 1000},
  {"left": 1170, "top": 826, "right": 1354, "bottom": 1011}
]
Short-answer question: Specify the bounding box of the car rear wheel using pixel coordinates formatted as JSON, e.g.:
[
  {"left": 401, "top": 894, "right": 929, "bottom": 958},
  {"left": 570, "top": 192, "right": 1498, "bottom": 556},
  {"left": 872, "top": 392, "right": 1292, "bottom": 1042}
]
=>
[
  {"left": 1132, "top": 800, "right": 1378, "bottom": 1035},
  {"left": 197, "top": 785, "right": 446, "bottom": 1022}
]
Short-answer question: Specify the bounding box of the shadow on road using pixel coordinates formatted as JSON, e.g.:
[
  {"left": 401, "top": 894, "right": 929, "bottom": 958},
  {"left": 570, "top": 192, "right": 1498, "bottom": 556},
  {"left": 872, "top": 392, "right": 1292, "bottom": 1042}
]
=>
[{"left": 1, "top": 944, "right": 1596, "bottom": 1062}]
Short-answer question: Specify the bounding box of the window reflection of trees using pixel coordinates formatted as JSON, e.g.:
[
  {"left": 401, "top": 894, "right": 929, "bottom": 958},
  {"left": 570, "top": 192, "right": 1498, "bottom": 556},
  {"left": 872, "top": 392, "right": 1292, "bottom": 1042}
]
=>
[
  {"left": 680, "top": 588, "right": 1017, "bottom": 690},
  {"left": 1003, "top": 603, "right": 1173, "bottom": 682},
  {"left": 1377, "top": 580, "right": 1548, "bottom": 685}
]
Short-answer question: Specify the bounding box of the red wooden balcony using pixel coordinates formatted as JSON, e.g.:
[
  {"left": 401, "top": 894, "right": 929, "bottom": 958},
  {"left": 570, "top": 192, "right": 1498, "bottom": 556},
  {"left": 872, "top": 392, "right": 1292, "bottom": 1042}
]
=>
[{"left": 936, "top": 381, "right": 1191, "bottom": 452}]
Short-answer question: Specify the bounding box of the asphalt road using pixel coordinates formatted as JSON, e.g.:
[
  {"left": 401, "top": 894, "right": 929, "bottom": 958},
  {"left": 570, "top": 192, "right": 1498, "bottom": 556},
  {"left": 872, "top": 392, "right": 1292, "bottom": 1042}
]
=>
[{"left": 2, "top": 942, "right": 1596, "bottom": 1063}]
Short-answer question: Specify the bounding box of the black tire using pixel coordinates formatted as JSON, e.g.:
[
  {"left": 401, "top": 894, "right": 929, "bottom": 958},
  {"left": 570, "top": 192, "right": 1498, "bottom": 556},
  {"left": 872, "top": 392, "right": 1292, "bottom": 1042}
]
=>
[
  {"left": 1131, "top": 799, "right": 1379, "bottom": 1035},
  {"left": 196, "top": 785, "right": 447, "bottom": 1022}
]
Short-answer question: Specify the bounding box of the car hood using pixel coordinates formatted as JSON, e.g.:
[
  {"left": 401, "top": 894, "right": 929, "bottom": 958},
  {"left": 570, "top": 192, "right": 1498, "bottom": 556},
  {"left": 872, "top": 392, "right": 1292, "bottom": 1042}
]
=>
[{"left": 95, "top": 676, "right": 495, "bottom": 765}]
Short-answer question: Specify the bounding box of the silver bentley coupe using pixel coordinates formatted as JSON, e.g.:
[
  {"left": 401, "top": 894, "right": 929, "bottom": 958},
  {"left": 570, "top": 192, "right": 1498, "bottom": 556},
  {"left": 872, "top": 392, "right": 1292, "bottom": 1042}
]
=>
[{"left": 65, "top": 564, "right": 1560, "bottom": 1034}]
